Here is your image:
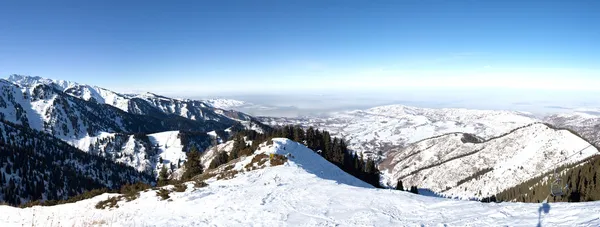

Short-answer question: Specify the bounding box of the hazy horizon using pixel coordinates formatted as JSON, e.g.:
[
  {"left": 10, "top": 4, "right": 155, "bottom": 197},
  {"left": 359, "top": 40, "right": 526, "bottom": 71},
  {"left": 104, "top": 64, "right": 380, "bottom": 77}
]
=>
[
  {"left": 187, "top": 88, "right": 600, "bottom": 118},
  {"left": 2, "top": 1, "right": 599, "bottom": 117},
  {"left": 5, "top": 73, "right": 600, "bottom": 118}
]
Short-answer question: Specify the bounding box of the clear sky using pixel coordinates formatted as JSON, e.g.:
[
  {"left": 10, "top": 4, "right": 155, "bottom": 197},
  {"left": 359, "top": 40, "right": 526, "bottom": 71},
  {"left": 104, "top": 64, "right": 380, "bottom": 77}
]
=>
[{"left": 0, "top": 0, "right": 599, "bottom": 96}]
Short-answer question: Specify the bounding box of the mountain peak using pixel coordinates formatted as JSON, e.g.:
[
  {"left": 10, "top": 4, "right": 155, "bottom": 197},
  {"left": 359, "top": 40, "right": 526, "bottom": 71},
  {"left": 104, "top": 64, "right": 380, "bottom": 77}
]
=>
[
  {"left": 7, "top": 74, "right": 82, "bottom": 90},
  {"left": 202, "top": 98, "right": 247, "bottom": 110},
  {"left": 8, "top": 74, "right": 49, "bottom": 85}
]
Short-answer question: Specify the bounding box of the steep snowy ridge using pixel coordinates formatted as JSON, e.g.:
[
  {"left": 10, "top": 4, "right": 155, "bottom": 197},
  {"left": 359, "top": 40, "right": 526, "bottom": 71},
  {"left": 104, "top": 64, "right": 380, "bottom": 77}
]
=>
[
  {"left": 2, "top": 138, "right": 600, "bottom": 226},
  {"left": 256, "top": 138, "right": 372, "bottom": 188},
  {"left": 0, "top": 79, "right": 228, "bottom": 141},
  {"left": 1, "top": 74, "right": 269, "bottom": 177},
  {"left": 381, "top": 123, "right": 599, "bottom": 199},
  {"left": 259, "top": 104, "right": 538, "bottom": 159},
  {"left": 7, "top": 75, "right": 262, "bottom": 126},
  {"left": 545, "top": 111, "right": 600, "bottom": 148},
  {"left": 202, "top": 98, "right": 247, "bottom": 110}
]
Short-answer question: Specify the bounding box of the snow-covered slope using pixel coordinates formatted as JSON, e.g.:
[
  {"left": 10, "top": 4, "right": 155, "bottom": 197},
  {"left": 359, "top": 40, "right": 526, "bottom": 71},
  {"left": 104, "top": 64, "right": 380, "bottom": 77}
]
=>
[
  {"left": 7, "top": 75, "right": 261, "bottom": 125},
  {"left": 200, "top": 140, "right": 235, "bottom": 168},
  {"left": 76, "top": 130, "right": 222, "bottom": 177},
  {"left": 2, "top": 138, "right": 600, "bottom": 226},
  {"left": 0, "top": 77, "right": 229, "bottom": 140},
  {"left": 545, "top": 111, "right": 600, "bottom": 147},
  {"left": 260, "top": 105, "right": 538, "bottom": 159},
  {"left": 0, "top": 120, "right": 153, "bottom": 205},
  {"left": 2, "top": 74, "right": 267, "bottom": 178},
  {"left": 9, "top": 74, "right": 132, "bottom": 111},
  {"left": 380, "top": 123, "right": 599, "bottom": 199},
  {"left": 202, "top": 98, "right": 247, "bottom": 110}
]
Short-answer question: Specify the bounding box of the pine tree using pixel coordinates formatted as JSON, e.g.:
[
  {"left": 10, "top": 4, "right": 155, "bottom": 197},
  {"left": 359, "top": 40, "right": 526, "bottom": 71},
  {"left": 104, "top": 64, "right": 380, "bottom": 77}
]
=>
[
  {"left": 306, "top": 127, "right": 315, "bottom": 148},
  {"left": 410, "top": 186, "right": 419, "bottom": 194},
  {"left": 209, "top": 151, "right": 229, "bottom": 169},
  {"left": 395, "top": 180, "right": 404, "bottom": 191},
  {"left": 158, "top": 165, "right": 169, "bottom": 186},
  {"left": 182, "top": 146, "right": 203, "bottom": 180},
  {"left": 294, "top": 126, "right": 305, "bottom": 142}
]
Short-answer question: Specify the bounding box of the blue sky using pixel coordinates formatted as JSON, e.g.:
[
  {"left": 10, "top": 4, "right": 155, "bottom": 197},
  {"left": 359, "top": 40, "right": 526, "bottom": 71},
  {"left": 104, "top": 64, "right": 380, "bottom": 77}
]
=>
[{"left": 0, "top": 0, "right": 599, "bottom": 96}]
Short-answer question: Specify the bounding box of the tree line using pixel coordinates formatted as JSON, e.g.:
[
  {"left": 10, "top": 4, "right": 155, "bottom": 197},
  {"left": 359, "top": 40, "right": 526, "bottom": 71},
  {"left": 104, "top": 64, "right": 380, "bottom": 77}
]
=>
[
  {"left": 209, "top": 125, "right": 382, "bottom": 188},
  {"left": 0, "top": 120, "right": 153, "bottom": 206},
  {"left": 482, "top": 155, "right": 600, "bottom": 203}
]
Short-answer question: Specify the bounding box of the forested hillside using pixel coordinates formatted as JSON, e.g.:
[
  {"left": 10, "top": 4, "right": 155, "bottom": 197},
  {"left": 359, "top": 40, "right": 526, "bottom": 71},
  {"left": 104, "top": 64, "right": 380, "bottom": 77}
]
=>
[
  {"left": 491, "top": 155, "right": 600, "bottom": 203},
  {"left": 0, "top": 120, "right": 153, "bottom": 206},
  {"left": 208, "top": 125, "right": 381, "bottom": 187}
]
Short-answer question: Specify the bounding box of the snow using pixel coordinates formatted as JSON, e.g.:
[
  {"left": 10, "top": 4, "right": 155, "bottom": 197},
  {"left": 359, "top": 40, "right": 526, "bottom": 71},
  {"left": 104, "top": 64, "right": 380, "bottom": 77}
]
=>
[
  {"left": 69, "top": 132, "right": 116, "bottom": 151},
  {"left": 66, "top": 131, "right": 188, "bottom": 176},
  {"left": 260, "top": 104, "right": 539, "bottom": 159},
  {"left": 201, "top": 141, "right": 234, "bottom": 168},
  {"left": 2, "top": 138, "right": 600, "bottom": 226},
  {"left": 6, "top": 75, "right": 254, "bottom": 124},
  {"left": 117, "top": 135, "right": 151, "bottom": 172},
  {"left": 207, "top": 130, "right": 217, "bottom": 137},
  {"left": 202, "top": 98, "right": 247, "bottom": 110},
  {"left": 381, "top": 123, "right": 600, "bottom": 199},
  {"left": 148, "top": 131, "right": 187, "bottom": 174},
  {"left": 545, "top": 111, "right": 600, "bottom": 149},
  {"left": 149, "top": 131, "right": 185, "bottom": 160}
]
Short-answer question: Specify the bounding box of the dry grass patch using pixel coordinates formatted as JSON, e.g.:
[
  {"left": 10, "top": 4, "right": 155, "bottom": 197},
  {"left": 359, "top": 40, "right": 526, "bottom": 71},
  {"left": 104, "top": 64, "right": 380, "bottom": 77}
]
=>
[
  {"left": 217, "top": 169, "right": 240, "bottom": 180},
  {"left": 194, "top": 179, "right": 209, "bottom": 188},
  {"left": 95, "top": 196, "right": 120, "bottom": 209},
  {"left": 120, "top": 182, "right": 151, "bottom": 195},
  {"left": 244, "top": 153, "right": 269, "bottom": 171},
  {"left": 270, "top": 154, "right": 288, "bottom": 166},
  {"left": 156, "top": 188, "right": 171, "bottom": 200},
  {"left": 173, "top": 183, "right": 187, "bottom": 192},
  {"left": 223, "top": 165, "right": 235, "bottom": 171},
  {"left": 24, "top": 188, "right": 110, "bottom": 208},
  {"left": 194, "top": 171, "right": 218, "bottom": 182}
]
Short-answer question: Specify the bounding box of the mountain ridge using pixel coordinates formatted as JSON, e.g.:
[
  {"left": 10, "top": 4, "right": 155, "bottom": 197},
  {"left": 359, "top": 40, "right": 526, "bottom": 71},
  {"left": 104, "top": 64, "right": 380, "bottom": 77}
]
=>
[
  {"left": 380, "top": 122, "right": 599, "bottom": 200},
  {"left": 1, "top": 74, "right": 270, "bottom": 180},
  {"left": 6, "top": 74, "right": 262, "bottom": 125},
  {"left": 259, "top": 104, "right": 539, "bottom": 159}
]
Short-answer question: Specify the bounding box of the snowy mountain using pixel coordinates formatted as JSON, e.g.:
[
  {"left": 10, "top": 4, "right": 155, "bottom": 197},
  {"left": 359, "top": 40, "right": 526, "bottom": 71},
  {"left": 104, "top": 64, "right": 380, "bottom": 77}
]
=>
[
  {"left": 545, "top": 111, "right": 600, "bottom": 147},
  {"left": 0, "top": 77, "right": 229, "bottom": 139},
  {"left": 259, "top": 105, "right": 538, "bottom": 159},
  {"left": 2, "top": 74, "right": 272, "bottom": 178},
  {"left": 2, "top": 138, "right": 599, "bottom": 226},
  {"left": 0, "top": 120, "right": 153, "bottom": 206},
  {"left": 379, "top": 123, "right": 599, "bottom": 199},
  {"left": 7, "top": 75, "right": 265, "bottom": 126},
  {"left": 0, "top": 77, "right": 231, "bottom": 173},
  {"left": 202, "top": 98, "right": 247, "bottom": 110}
]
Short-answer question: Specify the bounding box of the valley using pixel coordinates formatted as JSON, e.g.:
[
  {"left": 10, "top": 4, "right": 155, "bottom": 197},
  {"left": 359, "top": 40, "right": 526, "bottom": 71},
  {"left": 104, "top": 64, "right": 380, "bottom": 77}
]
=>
[{"left": 1, "top": 75, "right": 600, "bottom": 226}]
